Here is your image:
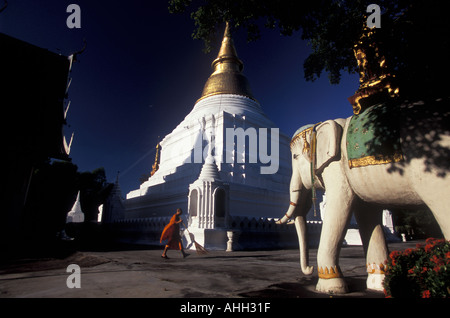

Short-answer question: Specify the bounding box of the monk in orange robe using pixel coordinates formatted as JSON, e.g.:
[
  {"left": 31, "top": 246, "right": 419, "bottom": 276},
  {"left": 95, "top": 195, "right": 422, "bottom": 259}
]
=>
[{"left": 160, "top": 208, "right": 188, "bottom": 259}]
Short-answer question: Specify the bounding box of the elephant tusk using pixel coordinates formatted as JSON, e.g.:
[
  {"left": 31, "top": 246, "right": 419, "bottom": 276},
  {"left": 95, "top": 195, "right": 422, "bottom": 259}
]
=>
[{"left": 276, "top": 211, "right": 293, "bottom": 225}]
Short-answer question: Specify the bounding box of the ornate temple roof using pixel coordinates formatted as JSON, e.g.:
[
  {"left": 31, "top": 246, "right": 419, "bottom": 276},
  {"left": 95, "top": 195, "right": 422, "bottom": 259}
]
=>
[
  {"left": 197, "top": 23, "right": 256, "bottom": 103},
  {"left": 1, "top": 32, "right": 73, "bottom": 161}
]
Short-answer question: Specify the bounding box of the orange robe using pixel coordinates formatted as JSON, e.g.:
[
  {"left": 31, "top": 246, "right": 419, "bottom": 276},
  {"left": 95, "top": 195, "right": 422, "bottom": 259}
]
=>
[{"left": 160, "top": 213, "right": 182, "bottom": 250}]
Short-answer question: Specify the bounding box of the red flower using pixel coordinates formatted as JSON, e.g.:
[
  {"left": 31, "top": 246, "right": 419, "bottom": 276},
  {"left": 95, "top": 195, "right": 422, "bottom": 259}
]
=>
[
  {"left": 404, "top": 248, "right": 413, "bottom": 255},
  {"left": 425, "top": 237, "right": 444, "bottom": 247},
  {"left": 431, "top": 255, "right": 444, "bottom": 266},
  {"left": 385, "top": 240, "right": 450, "bottom": 298},
  {"left": 422, "top": 290, "right": 431, "bottom": 298},
  {"left": 425, "top": 237, "right": 438, "bottom": 244},
  {"left": 390, "top": 250, "right": 400, "bottom": 258},
  {"left": 389, "top": 250, "right": 400, "bottom": 266}
]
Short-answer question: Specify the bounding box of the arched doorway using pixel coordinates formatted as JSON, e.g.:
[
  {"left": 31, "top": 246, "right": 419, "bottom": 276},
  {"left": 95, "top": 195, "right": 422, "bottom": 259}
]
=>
[
  {"left": 214, "top": 188, "right": 226, "bottom": 227},
  {"left": 189, "top": 189, "right": 198, "bottom": 218}
]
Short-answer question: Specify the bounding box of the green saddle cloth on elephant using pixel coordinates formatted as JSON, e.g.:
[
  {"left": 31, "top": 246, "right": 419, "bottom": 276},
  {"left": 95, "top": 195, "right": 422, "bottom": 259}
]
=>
[{"left": 347, "top": 103, "right": 403, "bottom": 168}]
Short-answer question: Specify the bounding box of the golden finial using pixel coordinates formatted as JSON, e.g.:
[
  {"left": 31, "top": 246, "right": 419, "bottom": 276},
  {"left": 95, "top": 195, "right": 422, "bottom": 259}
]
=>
[{"left": 197, "top": 22, "right": 256, "bottom": 103}]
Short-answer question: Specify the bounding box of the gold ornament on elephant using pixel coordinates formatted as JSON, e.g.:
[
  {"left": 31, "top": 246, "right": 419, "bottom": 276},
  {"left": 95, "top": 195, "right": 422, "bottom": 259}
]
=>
[
  {"left": 318, "top": 265, "right": 343, "bottom": 279},
  {"left": 366, "top": 263, "right": 386, "bottom": 275},
  {"left": 290, "top": 127, "right": 312, "bottom": 153},
  {"left": 348, "top": 25, "right": 399, "bottom": 115},
  {"left": 348, "top": 153, "right": 403, "bottom": 169}
]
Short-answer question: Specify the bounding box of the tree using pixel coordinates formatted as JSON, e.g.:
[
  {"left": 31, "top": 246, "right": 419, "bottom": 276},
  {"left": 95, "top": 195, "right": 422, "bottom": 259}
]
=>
[
  {"left": 78, "top": 167, "right": 109, "bottom": 222},
  {"left": 24, "top": 161, "right": 112, "bottom": 245},
  {"left": 24, "top": 160, "right": 79, "bottom": 242},
  {"left": 169, "top": 0, "right": 450, "bottom": 101}
]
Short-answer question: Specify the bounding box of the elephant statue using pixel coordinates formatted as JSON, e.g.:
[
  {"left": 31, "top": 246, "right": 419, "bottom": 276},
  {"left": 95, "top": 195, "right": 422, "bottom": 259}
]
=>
[{"left": 277, "top": 99, "right": 450, "bottom": 294}]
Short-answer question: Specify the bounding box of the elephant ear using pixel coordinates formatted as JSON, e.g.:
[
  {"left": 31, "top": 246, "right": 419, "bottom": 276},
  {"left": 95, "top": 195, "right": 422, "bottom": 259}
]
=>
[{"left": 315, "top": 120, "right": 342, "bottom": 174}]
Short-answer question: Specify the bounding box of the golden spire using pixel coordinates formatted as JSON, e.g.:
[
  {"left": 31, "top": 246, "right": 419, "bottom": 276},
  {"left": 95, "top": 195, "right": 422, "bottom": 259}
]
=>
[{"left": 197, "top": 22, "right": 256, "bottom": 103}]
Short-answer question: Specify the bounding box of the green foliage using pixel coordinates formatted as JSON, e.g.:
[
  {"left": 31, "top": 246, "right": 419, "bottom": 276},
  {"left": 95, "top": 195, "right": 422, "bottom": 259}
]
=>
[{"left": 383, "top": 238, "right": 450, "bottom": 298}]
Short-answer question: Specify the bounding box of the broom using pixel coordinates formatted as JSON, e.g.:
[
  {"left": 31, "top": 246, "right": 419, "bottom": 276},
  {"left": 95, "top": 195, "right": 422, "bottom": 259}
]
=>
[{"left": 182, "top": 222, "right": 208, "bottom": 255}]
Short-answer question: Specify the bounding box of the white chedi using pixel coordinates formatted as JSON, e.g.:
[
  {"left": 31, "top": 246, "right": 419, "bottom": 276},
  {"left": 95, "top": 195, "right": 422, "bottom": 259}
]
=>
[{"left": 66, "top": 191, "right": 85, "bottom": 223}]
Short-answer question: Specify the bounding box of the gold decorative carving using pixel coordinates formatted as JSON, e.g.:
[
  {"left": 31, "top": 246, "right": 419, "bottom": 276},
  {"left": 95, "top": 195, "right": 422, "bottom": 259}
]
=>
[
  {"left": 290, "top": 133, "right": 301, "bottom": 149},
  {"left": 150, "top": 143, "right": 161, "bottom": 176},
  {"left": 290, "top": 126, "right": 314, "bottom": 150},
  {"left": 367, "top": 263, "right": 386, "bottom": 275},
  {"left": 348, "top": 152, "right": 403, "bottom": 169},
  {"left": 318, "top": 265, "right": 343, "bottom": 279},
  {"left": 348, "top": 25, "right": 399, "bottom": 115},
  {"left": 302, "top": 131, "right": 311, "bottom": 154}
]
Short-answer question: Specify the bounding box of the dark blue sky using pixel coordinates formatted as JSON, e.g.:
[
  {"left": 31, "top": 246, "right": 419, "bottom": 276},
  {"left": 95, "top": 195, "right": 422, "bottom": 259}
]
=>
[{"left": 1, "top": 1, "right": 359, "bottom": 194}]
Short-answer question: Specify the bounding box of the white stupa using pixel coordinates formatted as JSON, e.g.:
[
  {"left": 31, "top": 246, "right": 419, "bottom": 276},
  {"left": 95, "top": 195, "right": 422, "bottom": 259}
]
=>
[
  {"left": 66, "top": 191, "right": 85, "bottom": 223},
  {"left": 104, "top": 24, "right": 297, "bottom": 249}
]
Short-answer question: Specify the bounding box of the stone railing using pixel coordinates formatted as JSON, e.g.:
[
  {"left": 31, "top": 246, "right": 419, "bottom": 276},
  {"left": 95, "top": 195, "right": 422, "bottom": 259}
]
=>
[
  {"left": 107, "top": 215, "right": 323, "bottom": 249},
  {"left": 228, "top": 215, "right": 322, "bottom": 233}
]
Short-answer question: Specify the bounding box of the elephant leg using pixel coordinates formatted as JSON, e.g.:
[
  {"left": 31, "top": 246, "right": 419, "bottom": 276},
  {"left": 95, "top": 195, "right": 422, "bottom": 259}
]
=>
[
  {"left": 316, "top": 164, "right": 354, "bottom": 294},
  {"left": 354, "top": 203, "right": 388, "bottom": 292}
]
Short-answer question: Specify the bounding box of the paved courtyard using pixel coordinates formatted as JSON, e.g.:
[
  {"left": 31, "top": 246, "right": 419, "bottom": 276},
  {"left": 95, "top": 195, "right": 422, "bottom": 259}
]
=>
[{"left": 0, "top": 241, "right": 422, "bottom": 299}]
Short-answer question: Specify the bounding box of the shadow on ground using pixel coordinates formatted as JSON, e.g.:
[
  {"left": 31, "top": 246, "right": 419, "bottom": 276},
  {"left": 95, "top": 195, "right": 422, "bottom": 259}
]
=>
[{"left": 240, "top": 276, "right": 384, "bottom": 298}]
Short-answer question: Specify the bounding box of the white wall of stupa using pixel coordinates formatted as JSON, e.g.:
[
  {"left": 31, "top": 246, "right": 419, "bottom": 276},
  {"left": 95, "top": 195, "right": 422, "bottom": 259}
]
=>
[{"left": 125, "top": 94, "right": 291, "bottom": 219}]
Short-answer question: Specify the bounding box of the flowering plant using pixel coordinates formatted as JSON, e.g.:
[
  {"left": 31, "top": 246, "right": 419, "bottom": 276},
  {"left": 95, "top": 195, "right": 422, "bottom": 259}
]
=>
[{"left": 383, "top": 238, "right": 450, "bottom": 298}]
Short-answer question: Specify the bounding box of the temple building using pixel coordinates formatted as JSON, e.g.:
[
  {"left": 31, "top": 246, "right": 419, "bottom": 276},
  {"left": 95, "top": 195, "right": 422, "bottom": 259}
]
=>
[
  {"left": 1, "top": 32, "right": 75, "bottom": 251},
  {"left": 102, "top": 24, "right": 306, "bottom": 249}
]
